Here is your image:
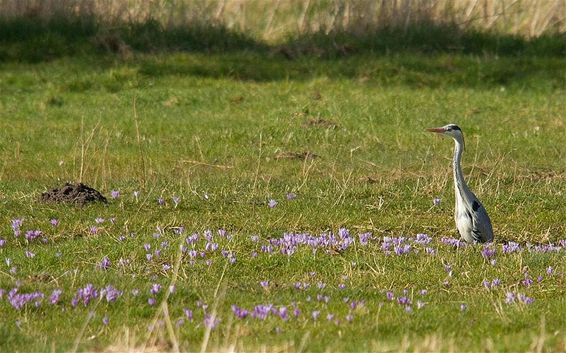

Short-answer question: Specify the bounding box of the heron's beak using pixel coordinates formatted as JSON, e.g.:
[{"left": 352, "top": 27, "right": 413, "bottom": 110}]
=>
[{"left": 426, "top": 127, "right": 445, "bottom": 133}]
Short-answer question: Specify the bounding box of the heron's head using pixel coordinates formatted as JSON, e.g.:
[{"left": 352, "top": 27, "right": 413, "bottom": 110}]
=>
[{"left": 426, "top": 124, "right": 463, "bottom": 142}]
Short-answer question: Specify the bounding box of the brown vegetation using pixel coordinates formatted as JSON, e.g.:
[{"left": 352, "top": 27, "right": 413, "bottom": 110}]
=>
[{"left": 0, "top": 0, "right": 564, "bottom": 39}]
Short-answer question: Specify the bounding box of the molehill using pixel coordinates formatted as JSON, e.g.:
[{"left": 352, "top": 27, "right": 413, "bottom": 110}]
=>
[{"left": 40, "top": 183, "right": 107, "bottom": 206}]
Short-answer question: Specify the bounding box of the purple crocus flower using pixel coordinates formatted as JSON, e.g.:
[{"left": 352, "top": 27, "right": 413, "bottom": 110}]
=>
[
  {"left": 311, "top": 310, "right": 320, "bottom": 320},
  {"left": 49, "top": 289, "right": 62, "bottom": 304},
  {"left": 502, "top": 242, "right": 520, "bottom": 254},
  {"left": 71, "top": 284, "right": 98, "bottom": 307},
  {"left": 111, "top": 190, "right": 120, "bottom": 199},
  {"left": 260, "top": 281, "right": 269, "bottom": 289},
  {"left": 415, "top": 233, "right": 432, "bottom": 244},
  {"left": 25, "top": 250, "right": 35, "bottom": 258},
  {"left": 150, "top": 284, "right": 161, "bottom": 295},
  {"left": 204, "top": 314, "right": 220, "bottom": 329},
  {"left": 99, "top": 256, "right": 111, "bottom": 270},
  {"left": 394, "top": 244, "right": 411, "bottom": 255},
  {"left": 505, "top": 292, "right": 515, "bottom": 304},
  {"left": 148, "top": 298, "right": 156, "bottom": 305},
  {"left": 444, "top": 264, "right": 453, "bottom": 277},
  {"left": 7, "top": 288, "right": 44, "bottom": 309},
  {"left": 460, "top": 303, "right": 467, "bottom": 311},
  {"left": 157, "top": 197, "right": 165, "bottom": 206},
  {"left": 522, "top": 273, "right": 533, "bottom": 287},
  {"left": 95, "top": 218, "right": 105, "bottom": 224},
  {"left": 0, "top": 239, "right": 5, "bottom": 247},
  {"left": 50, "top": 219, "right": 59, "bottom": 227},
  {"left": 277, "top": 306, "right": 289, "bottom": 321},
  {"left": 518, "top": 293, "right": 534, "bottom": 305},
  {"left": 232, "top": 305, "right": 249, "bottom": 319},
  {"left": 481, "top": 246, "right": 496, "bottom": 259},
  {"left": 440, "top": 237, "right": 466, "bottom": 248},
  {"left": 286, "top": 192, "right": 297, "bottom": 200},
  {"left": 102, "top": 285, "right": 122, "bottom": 302},
  {"left": 183, "top": 308, "right": 193, "bottom": 321},
  {"left": 386, "top": 291, "right": 395, "bottom": 301},
  {"left": 102, "top": 316, "right": 110, "bottom": 325},
  {"left": 433, "top": 197, "right": 441, "bottom": 206},
  {"left": 11, "top": 218, "right": 23, "bottom": 237},
  {"left": 268, "top": 199, "right": 278, "bottom": 208},
  {"left": 25, "top": 230, "right": 42, "bottom": 241},
  {"left": 206, "top": 242, "right": 219, "bottom": 251},
  {"left": 350, "top": 300, "right": 366, "bottom": 310},
  {"left": 358, "top": 232, "right": 372, "bottom": 246}
]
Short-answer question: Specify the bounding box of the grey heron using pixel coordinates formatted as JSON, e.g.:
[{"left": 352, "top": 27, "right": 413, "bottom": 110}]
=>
[{"left": 426, "top": 124, "right": 494, "bottom": 243}]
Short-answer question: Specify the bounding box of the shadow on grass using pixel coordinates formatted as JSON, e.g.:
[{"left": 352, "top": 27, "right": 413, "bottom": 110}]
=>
[
  {"left": 0, "top": 16, "right": 267, "bottom": 62},
  {"left": 1, "top": 15, "right": 565, "bottom": 88}
]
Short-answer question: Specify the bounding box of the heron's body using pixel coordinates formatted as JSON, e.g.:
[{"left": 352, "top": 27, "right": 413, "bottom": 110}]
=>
[{"left": 427, "top": 124, "right": 494, "bottom": 243}]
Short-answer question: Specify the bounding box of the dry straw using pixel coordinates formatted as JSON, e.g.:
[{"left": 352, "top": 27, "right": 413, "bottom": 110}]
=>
[{"left": 0, "top": 0, "right": 564, "bottom": 39}]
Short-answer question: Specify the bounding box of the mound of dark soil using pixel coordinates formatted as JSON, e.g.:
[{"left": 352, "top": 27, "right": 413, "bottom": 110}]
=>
[{"left": 40, "top": 183, "right": 107, "bottom": 206}]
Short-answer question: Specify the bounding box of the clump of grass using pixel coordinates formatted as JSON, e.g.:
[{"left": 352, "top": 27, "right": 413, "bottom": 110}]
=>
[{"left": 1, "top": 0, "right": 565, "bottom": 39}]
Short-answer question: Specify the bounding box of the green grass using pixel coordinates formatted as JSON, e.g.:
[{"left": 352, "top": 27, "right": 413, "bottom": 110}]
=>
[{"left": 1, "top": 30, "right": 566, "bottom": 352}]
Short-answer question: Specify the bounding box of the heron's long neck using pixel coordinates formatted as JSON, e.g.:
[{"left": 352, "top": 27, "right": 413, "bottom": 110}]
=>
[{"left": 452, "top": 139, "right": 470, "bottom": 199}]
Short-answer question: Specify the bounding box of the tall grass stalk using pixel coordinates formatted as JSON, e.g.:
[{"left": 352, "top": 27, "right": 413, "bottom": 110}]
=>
[{"left": 0, "top": 0, "right": 564, "bottom": 39}]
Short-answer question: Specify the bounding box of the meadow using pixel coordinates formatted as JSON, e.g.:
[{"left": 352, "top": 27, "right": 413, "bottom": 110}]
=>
[{"left": 1, "top": 8, "right": 566, "bottom": 352}]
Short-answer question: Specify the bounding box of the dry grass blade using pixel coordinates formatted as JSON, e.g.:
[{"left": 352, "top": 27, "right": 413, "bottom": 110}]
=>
[{"left": 1, "top": 0, "right": 564, "bottom": 37}]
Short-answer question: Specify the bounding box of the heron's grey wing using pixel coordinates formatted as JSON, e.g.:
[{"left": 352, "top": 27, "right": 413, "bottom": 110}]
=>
[{"left": 470, "top": 199, "right": 494, "bottom": 242}]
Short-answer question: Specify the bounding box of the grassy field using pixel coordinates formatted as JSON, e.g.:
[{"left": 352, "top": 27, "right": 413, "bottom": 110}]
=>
[{"left": 1, "top": 21, "right": 566, "bottom": 352}]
